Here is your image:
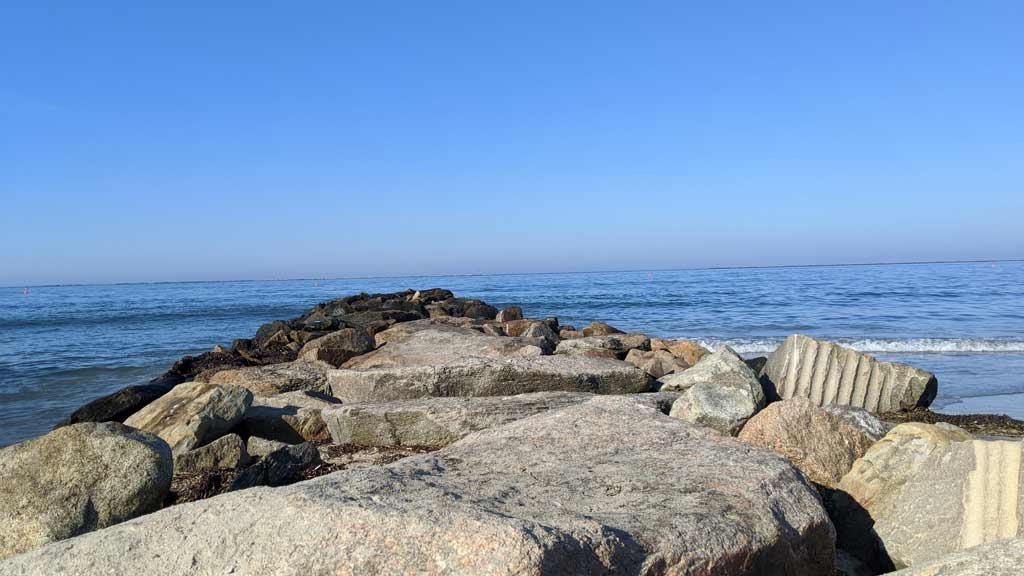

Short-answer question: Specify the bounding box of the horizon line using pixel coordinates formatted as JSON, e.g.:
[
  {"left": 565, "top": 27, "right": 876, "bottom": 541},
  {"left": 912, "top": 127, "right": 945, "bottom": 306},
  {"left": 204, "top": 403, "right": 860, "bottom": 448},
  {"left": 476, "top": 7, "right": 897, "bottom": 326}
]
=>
[{"left": 5, "top": 257, "right": 1022, "bottom": 290}]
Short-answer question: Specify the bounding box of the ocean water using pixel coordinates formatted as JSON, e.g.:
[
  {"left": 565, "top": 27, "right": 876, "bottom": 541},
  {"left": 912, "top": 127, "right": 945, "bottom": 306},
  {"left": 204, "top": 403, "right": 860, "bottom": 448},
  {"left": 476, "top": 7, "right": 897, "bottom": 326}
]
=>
[{"left": 2, "top": 261, "right": 1023, "bottom": 447}]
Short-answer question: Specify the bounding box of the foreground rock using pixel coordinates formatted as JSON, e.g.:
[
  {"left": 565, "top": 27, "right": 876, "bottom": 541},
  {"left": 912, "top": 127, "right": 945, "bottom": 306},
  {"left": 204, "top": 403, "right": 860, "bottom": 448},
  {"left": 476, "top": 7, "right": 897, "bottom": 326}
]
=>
[
  {"left": 331, "top": 354, "right": 653, "bottom": 403},
  {"left": 202, "top": 359, "right": 334, "bottom": 397},
  {"left": 123, "top": 382, "right": 253, "bottom": 454},
  {"left": 53, "top": 383, "right": 175, "bottom": 428},
  {"left": 2, "top": 398, "right": 835, "bottom": 575},
  {"left": 887, "top": 537, "right": 1024, "bottom": 575},
  {"left": 663, "top": 346, "right": 766, "bottom": 435},
  {"left": 0, "top": 422, "right": 172, "bottom": 560},
  {"left": 323, "top": 391, "right": 680, "bottom": 448},
  {"left": 762, "top": 334, "right": 938, "bottom": 412},
  {"left": 833, "top": 422, "right": 1024, "bottom": 571},
  {"left": 737, "top": 398, "right": 885, "bottom": 488},
  {"left": 172, "top": 433, "right": 250, "bottom": 475},
  {"left": 234, "top": 390, "right": 340, "bottom": 443}
]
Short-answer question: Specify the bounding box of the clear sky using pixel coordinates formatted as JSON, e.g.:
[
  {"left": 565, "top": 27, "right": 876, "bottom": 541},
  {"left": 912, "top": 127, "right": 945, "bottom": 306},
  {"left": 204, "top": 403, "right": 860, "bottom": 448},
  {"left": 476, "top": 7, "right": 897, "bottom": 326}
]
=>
[{"left": 2, "top": 1, "right": 1022, "bottom": 285}]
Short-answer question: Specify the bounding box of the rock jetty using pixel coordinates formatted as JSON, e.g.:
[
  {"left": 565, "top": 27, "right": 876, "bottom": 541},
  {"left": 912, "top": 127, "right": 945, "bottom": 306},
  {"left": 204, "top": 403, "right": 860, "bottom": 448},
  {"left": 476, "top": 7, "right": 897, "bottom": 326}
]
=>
[{"left": 1, "top": 288, "right": 1021, "bottom": 575}]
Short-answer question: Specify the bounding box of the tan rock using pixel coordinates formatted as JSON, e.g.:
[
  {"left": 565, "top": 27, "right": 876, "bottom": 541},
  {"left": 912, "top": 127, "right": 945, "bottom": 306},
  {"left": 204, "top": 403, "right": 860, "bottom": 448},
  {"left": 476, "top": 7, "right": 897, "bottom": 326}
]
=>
[
  {"left": 624, "top": 348, "right": 689, "bottom": 378},
  {"left": 204, "top": 359, "right": 333, "bottom": 397},
  {"left": 651, "top": 338, "right": 710, "bottom": 366},
  {"left": 582, "top": 321, "right": 623, "bottom": 336},
  {"left": 123, "top": 382, "right": 252, "bottom": 453}
]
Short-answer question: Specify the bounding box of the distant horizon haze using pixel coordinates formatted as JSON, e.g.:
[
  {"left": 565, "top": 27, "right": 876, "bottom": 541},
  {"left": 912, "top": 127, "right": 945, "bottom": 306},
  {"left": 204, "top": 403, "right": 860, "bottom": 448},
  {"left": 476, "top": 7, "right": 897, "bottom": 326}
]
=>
[{"left": 2, "top": 1, "right": 1022, "bottom": 286}]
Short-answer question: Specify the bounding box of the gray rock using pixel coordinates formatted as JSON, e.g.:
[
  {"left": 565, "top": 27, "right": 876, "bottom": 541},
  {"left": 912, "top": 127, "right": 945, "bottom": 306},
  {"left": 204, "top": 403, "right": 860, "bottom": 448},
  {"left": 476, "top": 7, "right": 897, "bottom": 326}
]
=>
[
  {"left": 173, "top": 433, "right": 249, "bottom": 475},
  {"left": 737, "top": 398, "right": 884, "bottom": 488},
  {"left": 519, "top": 321, "right": 559, "bottom": 351},
  {"left": 246, "top": 436, "right": 290, "bottom": 458},
  {"left": 555, "top": 333, "right": 650, "bottom": 359},
  {"left": 354, "top": 320, "right": 545, "bottom": 367},
  {"left": 297, "top": 327, "right": 375, "bottom": 367},
  {"left": 666, "top": 346, "right": 766, "bottom": 435},
  {"left": 833, "top": 422, "right": 1024, "bottom": 571},
  {"left": 235, "top": 390, "right": 341, "bottom": 444},
  {"left": 624, "top": 348, "right": 689, "bottom": 378},
  {"left": 494, "top": 306, "right": 522, "bottom": 322},
  {"left": 330, "top": 354, "right": 654, "bottom": 403},
  {"left": 123, "top": 382, "right": 253, "bottom": 454},
  {"left": 0, "top": 422, "right": 172, "bottom": 560},
  {"left": 323, "top": 391, "right": 680, "bottom": 448},
  {"left": 886, "top": 537, "right": 1024, "bottom": 575},
  {"left": 202, "top": 359, "right": 334, "bottom": 397},
  {"left": 762, "top": 334, "right": 938, "bottom": 412},
  {"left": 230, "top": 443, "right": 321, "bottom": 491},
  {"left": 0, "top": 398, "right": 834, "bottom": 575}
]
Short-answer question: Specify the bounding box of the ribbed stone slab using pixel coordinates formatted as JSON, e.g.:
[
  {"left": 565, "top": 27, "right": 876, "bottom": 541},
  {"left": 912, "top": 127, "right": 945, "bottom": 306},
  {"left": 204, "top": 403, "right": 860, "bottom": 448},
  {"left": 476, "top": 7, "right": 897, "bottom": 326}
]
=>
[
  {"left": 833, "top": 422, "right": 1024, "bottom": 571},
  {"left": 762, "top": 335, "right": 937, "bottom": 413}
]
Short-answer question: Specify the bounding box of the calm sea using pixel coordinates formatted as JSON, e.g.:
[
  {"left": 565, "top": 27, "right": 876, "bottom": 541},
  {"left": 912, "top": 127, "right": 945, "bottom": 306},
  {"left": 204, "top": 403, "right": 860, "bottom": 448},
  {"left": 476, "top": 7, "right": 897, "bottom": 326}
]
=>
[{"left": 3, "top": 261, "right": 1024, "bottom": 447}]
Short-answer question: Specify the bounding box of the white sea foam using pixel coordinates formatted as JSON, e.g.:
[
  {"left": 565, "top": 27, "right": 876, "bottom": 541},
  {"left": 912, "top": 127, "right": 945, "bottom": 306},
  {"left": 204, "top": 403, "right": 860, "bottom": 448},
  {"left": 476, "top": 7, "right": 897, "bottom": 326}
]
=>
[{"left": 692, "top": 337, "right": 1024, "bottom": 355}]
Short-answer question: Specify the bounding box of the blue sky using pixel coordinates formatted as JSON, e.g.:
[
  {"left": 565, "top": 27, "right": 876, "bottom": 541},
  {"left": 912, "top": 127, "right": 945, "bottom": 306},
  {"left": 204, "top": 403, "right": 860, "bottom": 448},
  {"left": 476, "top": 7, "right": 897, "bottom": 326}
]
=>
[{"left": 2, "top": 1, "right": 1022, "bottom": 285}]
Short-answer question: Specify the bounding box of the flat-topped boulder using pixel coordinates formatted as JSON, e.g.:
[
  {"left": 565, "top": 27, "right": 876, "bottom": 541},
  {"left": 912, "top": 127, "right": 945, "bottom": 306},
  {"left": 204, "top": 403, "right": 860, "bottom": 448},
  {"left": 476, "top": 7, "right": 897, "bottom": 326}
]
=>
[
  {"left": 123, "top": 382, "right": 252, "bottom": 454},
  {"left": 352, "top": 320, "right": 546, "bottom": 367},
  {"left": 1, "top": 398, "right": 835, "bottom": 575},
  {"left": 762, "top": 334, "right": 937, "bottom": 413},
  {"left": 323, "top": 391, "right": 680, "bottom": 448},
  {"left": 202, "top": 359, "right": 334, "bottom": 397},
  {"left": 887, "top": 537, "right": 1024, "bottom": 575},
  {"left": 330, "top": 354, "right": 654, "bottom": 403},
  {"left": 0, "top": 422, "right": 172, "bottom": 560},
  {"left": 235, "top": 390, "right": 341, "bottom": 443},
  {"left": 554, "top": 333, "right": 650, "bottom": 359},
  {"left": 833, "top": 422, "right": 1024, "bottom": 571},
  {"left": 738, "top": 398, "right": 885, "bottom": 488}
]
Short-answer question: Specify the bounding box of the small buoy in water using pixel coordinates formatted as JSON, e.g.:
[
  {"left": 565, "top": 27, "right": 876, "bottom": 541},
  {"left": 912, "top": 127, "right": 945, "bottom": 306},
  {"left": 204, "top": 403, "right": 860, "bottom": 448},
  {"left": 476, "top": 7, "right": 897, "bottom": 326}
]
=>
[{"left": 22, "top": 288, "right": 29, "bottom": 295}]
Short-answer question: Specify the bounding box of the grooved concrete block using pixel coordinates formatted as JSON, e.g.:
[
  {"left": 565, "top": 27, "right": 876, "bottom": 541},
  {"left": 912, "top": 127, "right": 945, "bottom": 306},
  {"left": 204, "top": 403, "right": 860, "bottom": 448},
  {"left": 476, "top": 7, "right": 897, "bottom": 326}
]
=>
[
  {"left": 833, "top": 422, "right": 1024, "bottom": 571},
  {"left": 762, "top": 335, "right": 937, "bottom": 413}
]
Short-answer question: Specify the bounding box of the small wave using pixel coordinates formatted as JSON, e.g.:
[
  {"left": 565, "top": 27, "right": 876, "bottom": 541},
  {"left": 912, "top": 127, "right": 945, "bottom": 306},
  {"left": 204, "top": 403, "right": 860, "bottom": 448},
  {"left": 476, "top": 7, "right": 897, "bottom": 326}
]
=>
[{"left": 692, "top": 337, "right": 1024, "bottom": 355}]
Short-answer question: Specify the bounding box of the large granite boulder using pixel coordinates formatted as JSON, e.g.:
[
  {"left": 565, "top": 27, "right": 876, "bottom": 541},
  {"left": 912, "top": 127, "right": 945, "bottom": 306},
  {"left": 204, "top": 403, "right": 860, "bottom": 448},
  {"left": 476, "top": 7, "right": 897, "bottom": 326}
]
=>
[
  {"left": 832, "top": 422, "right": 1024, "bottom": 571},
  {"left": 0, "top": 422, "right": 172, "bottom": 560},
  {"left": 297, "top": 327, "right": 375, "bottom": 367},
  {"left": 762, "top": 334, "right": 937, "bottom": 412},
  {"left": 886, "top": 537, "right": 1024, "bottom": 575},
  {"left": 555, "top": 333, "right": 650, "bottom": 359},
  {"left": 331, "top": 354, "right": 653, "bottom": 403},
  {"left": 173, "top": 433, "right": 250, "bottom": 475},
  {"left": 235, "top": 390, "right": 341, "bottom": 443},
  {"left": 662, "top": 346, "right": 766, "bottom": 435},
  {"left": 323, "top": 391, "right": 680, "bottom": 448},
  {"left": 202, "top": 359, "right": 334, "bottom": 397},
  {"left": 53, "top": 382, "right": 174, "bottom": 427},
  {"left": 356, "top": 320, "right": 545, "bottom": 365},
  {"left": 0, "top": 398, "right": 835, "bottom": 574},
  {"left": 737, "top": 398, "right": 885, "bottom": 488},
  {"left": 123, "top": 382, "right": 253, "bottom": 454}
]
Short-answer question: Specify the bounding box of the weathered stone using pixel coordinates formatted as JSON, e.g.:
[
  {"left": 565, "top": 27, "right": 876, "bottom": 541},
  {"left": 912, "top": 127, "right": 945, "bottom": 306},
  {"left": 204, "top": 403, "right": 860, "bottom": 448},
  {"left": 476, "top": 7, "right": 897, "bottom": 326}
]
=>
[
  {"left": 358, "top": 320, "right": 545, "bottom": 366},
  {"left": 886, "top": 537, "right": 1024, "bottom": 575},
  {"left": 737, "top": 398, "right": 885, "bottom": 488},
  {"left": 833, "top": 422, "right": 1024, "bottom": 571},
  {"left": 481, "top": 323, "right": 506, "bottom": 337},
  {"left": 624, "top": 348, "right": 689, "bottom": 378},
  {"left": 582, "top": 321, "right": 623, "bottom": 336},
  {"left": 54, "top": 383, "right": 174, "bottom": 428},
  {"left": 230, "top": 442, "right": 321, "bottom": 491},
  {"left": 650, "top": 338, "right": 710, "bottom": 366},
  {"left": 297, "top": 328, "right": 375, "bottom": 367},
  {"left": 519, "top": 321, "right": 558, "bottom": 351},
  {"left": 331, "top": 354, "right": 653, "bottom": 403},
  {"left": 1, "top": 398, "right": 834, "bottom": 575},
  {"left": 762, "top": 334, "right": 938, "bottom": 412},
  {"left": 559, "top": 328, "right": 585, "bottom": 339},
  {"left": 202, "top": 359, "right": 333, "bottom": 397},
  {"left": 555, "top": 333, "right": 650, "bottom": 359},
  {"left": 235, "top": 390, "right": 341, "bottom": 443},
  {"left": 323, "top": 391, "right": 680, "bottom": 448},
  {"left": 665, "top": 346, "right": 766, "bottom": 435},
  {"left": 0, "top": 422, "right": 172, "bottom": 560},
  {"left": 494, "top": 306, "right": 523, "bottom": 323},
  {"left": 246, "top": 436, "right": 290, "bottom": 458},
  {"left": 173, "top": 433, "right": 249, "bottom": 475},
  {"left": 123, "top": 382, "right": 253, "bottom": 454}
]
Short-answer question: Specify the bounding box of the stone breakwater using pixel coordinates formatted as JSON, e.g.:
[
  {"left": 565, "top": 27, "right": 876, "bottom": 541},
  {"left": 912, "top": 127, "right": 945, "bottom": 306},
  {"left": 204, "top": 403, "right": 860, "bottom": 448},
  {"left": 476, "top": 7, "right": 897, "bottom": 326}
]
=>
[{"left": 1, "top": 288, "right": 1023, "bottom": 575}]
